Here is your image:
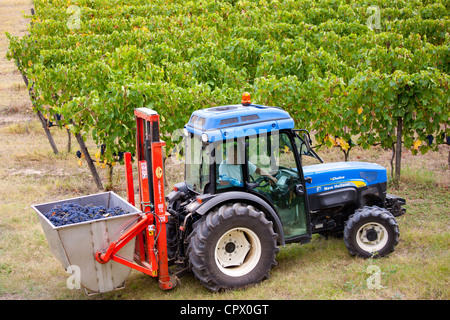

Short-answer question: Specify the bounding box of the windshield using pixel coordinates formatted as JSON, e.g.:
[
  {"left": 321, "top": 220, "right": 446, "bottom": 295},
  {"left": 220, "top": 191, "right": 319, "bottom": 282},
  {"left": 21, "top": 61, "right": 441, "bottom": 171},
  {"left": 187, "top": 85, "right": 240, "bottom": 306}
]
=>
[{"left": 185, "top": 135, "right": 210, "bottom": 193}]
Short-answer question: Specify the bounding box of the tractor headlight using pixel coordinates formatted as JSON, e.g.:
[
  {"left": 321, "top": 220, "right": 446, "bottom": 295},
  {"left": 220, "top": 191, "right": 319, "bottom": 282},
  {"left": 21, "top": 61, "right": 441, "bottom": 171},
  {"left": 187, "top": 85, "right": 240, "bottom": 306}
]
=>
[{"left": 202, "top": 133, "right": 209, "bottom": 143}]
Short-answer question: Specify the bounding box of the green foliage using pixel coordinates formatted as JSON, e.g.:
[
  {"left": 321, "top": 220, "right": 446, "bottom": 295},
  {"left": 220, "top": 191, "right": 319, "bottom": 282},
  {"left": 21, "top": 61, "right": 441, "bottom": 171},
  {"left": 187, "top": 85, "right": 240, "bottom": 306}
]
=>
[{"left": 6, "top": 0, "right": 449, "bottom": 171}]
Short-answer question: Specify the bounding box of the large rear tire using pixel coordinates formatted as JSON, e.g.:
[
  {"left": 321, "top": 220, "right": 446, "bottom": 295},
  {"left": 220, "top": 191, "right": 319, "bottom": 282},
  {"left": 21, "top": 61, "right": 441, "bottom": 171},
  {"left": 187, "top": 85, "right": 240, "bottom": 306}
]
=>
[
  {"left": 344, "top": 206, "right": 399, "bottom": 258},
  {"left": 187, "top": 203, "right": 279, "bottom": 291}
]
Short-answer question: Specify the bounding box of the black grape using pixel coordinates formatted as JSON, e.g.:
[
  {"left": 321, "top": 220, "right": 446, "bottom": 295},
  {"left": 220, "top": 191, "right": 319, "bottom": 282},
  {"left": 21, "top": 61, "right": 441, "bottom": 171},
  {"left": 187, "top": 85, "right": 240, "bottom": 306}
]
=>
[
  {"left": 44, "top": 203, "right": 129, "bottom": 227},
  {"left": 426, "top": 135, "right": 433, "bottom": 146}
]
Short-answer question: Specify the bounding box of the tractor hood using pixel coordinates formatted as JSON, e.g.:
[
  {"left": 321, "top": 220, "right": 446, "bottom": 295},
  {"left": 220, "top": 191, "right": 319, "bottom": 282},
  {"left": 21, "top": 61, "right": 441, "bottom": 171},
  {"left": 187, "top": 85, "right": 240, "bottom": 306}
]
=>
[{"left": 302, "top": 162, "right": 387, "bottom": 195}]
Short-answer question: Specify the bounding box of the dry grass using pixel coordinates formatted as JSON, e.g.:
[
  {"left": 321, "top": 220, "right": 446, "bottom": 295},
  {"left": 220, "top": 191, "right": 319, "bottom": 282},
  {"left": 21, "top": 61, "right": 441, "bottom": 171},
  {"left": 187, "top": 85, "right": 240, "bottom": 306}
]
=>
[
  {"left": 1, "top": 120, "right": 448, "bottom": 301},
  {"left": 0, "top": 0, "right": 33, "bottom": 113},
  {"left": 0, "top": 0, "right": 449, "bottom": 301}
]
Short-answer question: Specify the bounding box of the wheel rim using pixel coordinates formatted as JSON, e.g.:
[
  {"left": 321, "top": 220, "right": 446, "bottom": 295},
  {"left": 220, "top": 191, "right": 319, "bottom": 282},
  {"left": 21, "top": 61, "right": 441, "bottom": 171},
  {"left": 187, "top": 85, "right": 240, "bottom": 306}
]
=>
[
  {"left": 356, "top": 222, "right": 388, "bottom": 253},
  {"left": 215, "top": 227, "right": 261, "bottom": 277}
]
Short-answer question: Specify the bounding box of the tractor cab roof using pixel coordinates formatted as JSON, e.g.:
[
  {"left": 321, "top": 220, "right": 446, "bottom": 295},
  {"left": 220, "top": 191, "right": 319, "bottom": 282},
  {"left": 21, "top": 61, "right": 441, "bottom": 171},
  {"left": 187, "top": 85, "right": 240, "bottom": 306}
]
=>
[{"left": 184, "top": 100, "right": 294, "bottom": 143}]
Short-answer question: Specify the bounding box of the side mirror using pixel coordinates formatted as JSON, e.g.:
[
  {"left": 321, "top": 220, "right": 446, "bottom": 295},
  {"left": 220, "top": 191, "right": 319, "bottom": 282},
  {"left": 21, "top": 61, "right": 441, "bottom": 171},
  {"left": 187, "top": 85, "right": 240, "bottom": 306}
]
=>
[
  {"left": 295, "top": 184, "right": 305, "bottom": 196},
  {"left": 305, "top": 176, "right": 312, "bottom": 183}
]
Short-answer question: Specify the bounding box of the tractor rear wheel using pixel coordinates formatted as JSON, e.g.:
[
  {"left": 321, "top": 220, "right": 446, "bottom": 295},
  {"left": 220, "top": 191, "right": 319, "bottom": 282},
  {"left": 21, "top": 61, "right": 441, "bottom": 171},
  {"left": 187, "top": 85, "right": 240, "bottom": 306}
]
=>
[
  {"left": 344, "top": 206, "right": 399, "bottom": 258},
  {"left": 187, "top": 203, "right": 279, "bottom": 291}
]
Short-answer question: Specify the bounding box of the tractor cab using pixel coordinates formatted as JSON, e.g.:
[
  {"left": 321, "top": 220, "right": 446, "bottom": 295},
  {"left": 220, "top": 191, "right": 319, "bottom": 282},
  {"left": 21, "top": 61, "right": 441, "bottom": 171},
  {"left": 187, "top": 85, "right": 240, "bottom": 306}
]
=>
[{"left": 179, "top": 93, "right": 322, "bottom": 242}]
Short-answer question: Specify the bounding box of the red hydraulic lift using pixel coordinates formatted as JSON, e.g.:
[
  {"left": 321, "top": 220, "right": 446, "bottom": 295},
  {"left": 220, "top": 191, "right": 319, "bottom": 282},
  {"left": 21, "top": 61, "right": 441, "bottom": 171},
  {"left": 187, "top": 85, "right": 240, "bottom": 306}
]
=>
[{"left": 95, "top": 108, "right": 176, "bottom": 290}]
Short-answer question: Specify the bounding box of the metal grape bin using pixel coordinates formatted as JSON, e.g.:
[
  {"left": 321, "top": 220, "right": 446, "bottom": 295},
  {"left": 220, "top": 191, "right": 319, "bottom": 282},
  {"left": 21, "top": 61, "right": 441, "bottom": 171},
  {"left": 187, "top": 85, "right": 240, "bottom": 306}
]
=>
[{"left": 31, "top": 192, "right": 141, "bottom": 294}]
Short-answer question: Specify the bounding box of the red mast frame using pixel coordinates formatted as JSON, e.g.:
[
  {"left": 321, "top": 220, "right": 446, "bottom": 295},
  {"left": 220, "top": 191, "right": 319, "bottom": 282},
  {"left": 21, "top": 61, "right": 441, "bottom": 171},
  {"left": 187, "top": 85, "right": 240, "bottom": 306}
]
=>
[{"left": 95, "top": 108, "right": 175, "bottom": 290}]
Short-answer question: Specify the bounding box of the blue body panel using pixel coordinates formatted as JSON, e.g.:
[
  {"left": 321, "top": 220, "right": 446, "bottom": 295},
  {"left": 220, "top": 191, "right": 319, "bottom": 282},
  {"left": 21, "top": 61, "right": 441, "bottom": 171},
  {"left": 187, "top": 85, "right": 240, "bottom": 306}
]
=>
[
  {"left": 303, "top": 162, "right": 387, "bottom": 195},
  {"left": 185, "top": 104, "right": 294, "bottom": 142}
]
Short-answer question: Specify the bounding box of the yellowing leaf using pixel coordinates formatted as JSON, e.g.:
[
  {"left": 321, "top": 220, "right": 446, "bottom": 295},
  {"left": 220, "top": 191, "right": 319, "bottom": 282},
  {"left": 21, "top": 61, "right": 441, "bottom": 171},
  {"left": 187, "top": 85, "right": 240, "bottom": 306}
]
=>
[
  {"left": 413, "top": 139, "right": 422, "bottom": 150},
  {"left": 357, "top": 107, "right": 363, "bottom": 115},
  {"left": 329, "top": 135, "right": 337, "bottom": 146},
  {"left": 77, "top": 159, "right": 82, "bottom": 167},
  {"left": 336, "top": 137, "right": 350, "bottom": 151}
]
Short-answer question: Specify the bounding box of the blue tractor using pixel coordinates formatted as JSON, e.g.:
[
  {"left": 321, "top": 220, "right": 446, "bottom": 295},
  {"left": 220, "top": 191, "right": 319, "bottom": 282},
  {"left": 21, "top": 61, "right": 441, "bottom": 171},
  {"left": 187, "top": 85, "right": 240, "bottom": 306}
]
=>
[{"left": 166, "top": 93, "right": 406, "bottom": 291}]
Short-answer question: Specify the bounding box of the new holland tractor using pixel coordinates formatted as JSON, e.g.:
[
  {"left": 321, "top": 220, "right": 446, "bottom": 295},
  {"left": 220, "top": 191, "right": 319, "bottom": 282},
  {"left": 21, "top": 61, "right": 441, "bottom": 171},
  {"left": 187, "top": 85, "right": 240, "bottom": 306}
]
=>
[
  {"left": 164, "top": 92, "right": 406, "bottom": 291},
  {"left": 34, "top": 93, "right": 406, "bottom": 293}
]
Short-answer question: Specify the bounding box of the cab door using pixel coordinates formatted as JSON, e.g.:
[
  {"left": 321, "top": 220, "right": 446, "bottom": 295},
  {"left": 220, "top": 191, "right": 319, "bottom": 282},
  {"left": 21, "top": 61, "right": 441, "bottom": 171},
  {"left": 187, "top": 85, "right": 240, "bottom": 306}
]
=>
[{"left": 246, "top": 131, "right": 311, "bottom": 242}]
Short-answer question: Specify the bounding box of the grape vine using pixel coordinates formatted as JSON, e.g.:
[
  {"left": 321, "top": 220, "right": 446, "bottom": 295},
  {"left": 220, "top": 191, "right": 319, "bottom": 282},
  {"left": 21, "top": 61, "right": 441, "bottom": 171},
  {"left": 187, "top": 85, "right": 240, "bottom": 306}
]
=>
[{"left": 6, "top": 0, "right": 449, "bottom": 189}]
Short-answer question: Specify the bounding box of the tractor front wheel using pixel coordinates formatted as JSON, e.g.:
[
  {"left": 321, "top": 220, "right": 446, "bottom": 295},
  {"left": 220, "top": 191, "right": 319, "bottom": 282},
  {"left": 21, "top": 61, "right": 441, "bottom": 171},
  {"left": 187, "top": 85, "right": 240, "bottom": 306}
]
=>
[
  {"left": 344, "top": 206, "right": 399, "bottom": 258},
  {"left": 187, "top": 203, "right": 279, "bottom": 291}
]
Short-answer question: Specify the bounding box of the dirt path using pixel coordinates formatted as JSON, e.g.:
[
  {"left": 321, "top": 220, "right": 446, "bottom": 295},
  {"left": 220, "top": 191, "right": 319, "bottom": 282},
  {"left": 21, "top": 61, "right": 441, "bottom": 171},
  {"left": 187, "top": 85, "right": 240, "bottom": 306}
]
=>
[{"left": 0, "top": 0, "right": 34, "bottom": 124}]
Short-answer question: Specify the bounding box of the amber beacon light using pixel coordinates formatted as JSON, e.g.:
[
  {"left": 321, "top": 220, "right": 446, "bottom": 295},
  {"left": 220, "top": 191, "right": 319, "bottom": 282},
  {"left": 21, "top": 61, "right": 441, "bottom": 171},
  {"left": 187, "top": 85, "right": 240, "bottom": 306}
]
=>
[{"left": 241, "top": 92, "right": 251, "bottom": 106}]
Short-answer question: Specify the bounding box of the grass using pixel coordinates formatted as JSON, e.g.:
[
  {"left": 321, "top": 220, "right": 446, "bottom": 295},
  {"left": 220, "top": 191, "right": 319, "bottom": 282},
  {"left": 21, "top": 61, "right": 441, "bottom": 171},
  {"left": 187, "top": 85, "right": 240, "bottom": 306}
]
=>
[
  {"left": 1, "top": 127, "right": 448, "bottom": 300},
  {"left": 0, "top": 0, "right": 449, "bottom": 301}
]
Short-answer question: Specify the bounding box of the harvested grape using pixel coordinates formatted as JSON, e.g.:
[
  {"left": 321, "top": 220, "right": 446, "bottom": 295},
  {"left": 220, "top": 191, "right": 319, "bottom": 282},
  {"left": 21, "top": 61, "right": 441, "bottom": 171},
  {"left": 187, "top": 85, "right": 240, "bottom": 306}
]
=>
[{"left": 44, "top": 203, "right": 129, "bottom": 227}]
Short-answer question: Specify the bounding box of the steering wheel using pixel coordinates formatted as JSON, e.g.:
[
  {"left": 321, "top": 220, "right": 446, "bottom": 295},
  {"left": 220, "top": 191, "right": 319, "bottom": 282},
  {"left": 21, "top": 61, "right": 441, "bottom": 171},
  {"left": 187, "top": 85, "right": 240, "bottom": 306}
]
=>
[{"left": 253, "top": 175, "right": 276, "bottom": 188}]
